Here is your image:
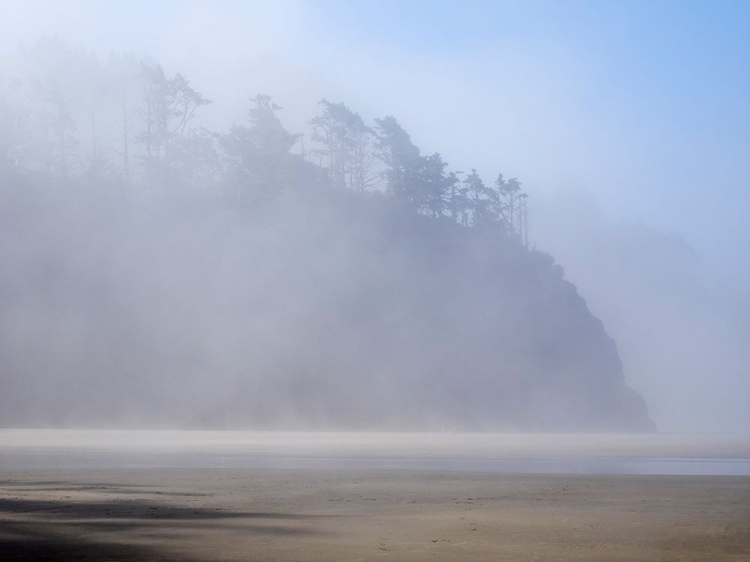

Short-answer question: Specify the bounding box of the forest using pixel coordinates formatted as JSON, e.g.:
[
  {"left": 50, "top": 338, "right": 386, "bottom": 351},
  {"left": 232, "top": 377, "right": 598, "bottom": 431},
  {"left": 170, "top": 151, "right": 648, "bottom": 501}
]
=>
[{"left": 0, "top": 39, "right": 654, "bottom": 430}]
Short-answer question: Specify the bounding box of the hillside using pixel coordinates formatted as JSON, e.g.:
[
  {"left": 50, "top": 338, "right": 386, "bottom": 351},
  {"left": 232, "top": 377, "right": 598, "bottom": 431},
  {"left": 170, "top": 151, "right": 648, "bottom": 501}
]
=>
[{"left": 0, "top": 177, "right": 654, "bottom": 431}]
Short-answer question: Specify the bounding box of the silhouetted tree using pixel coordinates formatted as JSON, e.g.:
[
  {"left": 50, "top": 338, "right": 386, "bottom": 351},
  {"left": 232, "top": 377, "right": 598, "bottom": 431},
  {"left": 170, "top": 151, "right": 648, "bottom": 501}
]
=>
[
  {"left": 448, "top": 172, "right": 470, "bottom": 226},
  {"left": 374, "top": 116, "right": 422, "bottom": 210},
  {"left": 137, "top": 63, "right": 211, "bottom": 185},
  {"left": 220, "top": 94, "right": 301, "bottom": 205},
  {"left": 0, "top": 42, "right": 534, "bottom": 246},
  {"left": 309, "top": 99, "right": 379, "bottom": 191},
  {"left": 463, "top": 169, "right": 496, "bottom": 227},
  {"left": 518, "top": 192, "right": 530, "bottom": 247},
  {"left": 415, "top": 152, "right": 455, "bottom": 218},
  {"left": 496, "top": 173, "right": 524, "bottom": 231}
]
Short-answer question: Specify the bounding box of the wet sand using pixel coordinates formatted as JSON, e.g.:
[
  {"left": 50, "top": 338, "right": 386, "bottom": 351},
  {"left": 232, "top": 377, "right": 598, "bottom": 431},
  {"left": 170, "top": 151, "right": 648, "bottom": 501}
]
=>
[{"left": 1, "top": 432, "right": 749, "bottom": 561}]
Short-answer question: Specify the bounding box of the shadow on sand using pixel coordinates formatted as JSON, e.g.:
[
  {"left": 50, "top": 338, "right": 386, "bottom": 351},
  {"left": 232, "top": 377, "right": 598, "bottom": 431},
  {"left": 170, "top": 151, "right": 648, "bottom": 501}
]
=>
[{"left": 0, "top": 480, "right": 322, "bottom": 561}]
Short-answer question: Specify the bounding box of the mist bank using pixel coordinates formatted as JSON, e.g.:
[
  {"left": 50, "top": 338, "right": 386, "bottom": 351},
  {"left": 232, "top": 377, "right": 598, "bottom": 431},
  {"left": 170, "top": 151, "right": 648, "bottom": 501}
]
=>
[
  {"left": 0, "top": 173, "right": 653, "bottom": 431},
  {"left": 0, "top": 40, "right": 654, "bottom": 431}
]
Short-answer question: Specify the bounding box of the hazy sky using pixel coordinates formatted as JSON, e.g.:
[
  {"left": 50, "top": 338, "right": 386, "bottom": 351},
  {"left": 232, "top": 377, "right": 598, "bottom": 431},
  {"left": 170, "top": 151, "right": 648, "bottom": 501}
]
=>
[
  {"left": 2, "top": 0, "right": 749, "bottom": 432},
  {"left": 2, "top": 0, "right": 748, "bottom": 275}
]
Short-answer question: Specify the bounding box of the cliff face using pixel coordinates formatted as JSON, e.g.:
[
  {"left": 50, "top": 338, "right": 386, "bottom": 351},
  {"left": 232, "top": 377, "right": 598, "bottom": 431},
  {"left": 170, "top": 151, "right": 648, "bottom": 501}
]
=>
[{"left": 0, "top": 182, "right": 655, "bottom": 431}]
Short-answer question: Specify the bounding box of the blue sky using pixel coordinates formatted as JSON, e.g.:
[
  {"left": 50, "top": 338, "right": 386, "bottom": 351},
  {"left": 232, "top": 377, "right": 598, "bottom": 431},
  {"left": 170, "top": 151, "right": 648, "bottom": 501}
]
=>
[
  {"left": 312, "top": 1, "right": 750, "bottom": 233},
  {"left": 302, "top": 1, "right": 750, "bottom": 248}
]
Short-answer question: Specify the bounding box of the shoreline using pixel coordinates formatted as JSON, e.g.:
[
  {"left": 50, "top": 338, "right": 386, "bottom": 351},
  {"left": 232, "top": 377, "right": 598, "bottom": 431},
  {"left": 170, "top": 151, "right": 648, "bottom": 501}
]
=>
[
  {"left": 3, "top": 428, "right": 750, "bottom": 456},
  {"left": 2, "top": 429, "right": 750, "bottom": 475}
]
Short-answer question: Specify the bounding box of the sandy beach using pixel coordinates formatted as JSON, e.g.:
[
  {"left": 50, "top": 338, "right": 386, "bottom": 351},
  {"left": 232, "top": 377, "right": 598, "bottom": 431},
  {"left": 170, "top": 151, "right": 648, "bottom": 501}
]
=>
[{"left": 1, "top": 431, "right": 749, "bottom": 561}]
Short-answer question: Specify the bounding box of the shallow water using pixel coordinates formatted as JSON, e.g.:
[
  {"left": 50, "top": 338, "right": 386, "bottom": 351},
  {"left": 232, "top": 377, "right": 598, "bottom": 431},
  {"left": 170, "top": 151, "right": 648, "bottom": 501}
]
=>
[{"left": 1, "top": 430, "right": 749, "bottom": 475}]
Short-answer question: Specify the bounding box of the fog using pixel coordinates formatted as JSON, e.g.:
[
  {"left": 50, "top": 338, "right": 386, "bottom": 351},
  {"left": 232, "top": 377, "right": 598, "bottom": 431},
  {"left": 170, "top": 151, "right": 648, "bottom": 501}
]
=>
[
  {"left": 1, "top": 1, "right": 748, "bottom": 433},
  {"left": 3, "top": 430, "right": 750, "bottom": 475},
  {"left": 535, "top": 191, "right": 750, "bottom": 432}
]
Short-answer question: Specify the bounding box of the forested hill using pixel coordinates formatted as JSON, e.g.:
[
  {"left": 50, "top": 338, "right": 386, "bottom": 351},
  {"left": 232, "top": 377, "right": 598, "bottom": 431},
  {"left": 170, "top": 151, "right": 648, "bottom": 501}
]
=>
[{"left": 0, "top": 41, "right": 655, "bottom": 431}]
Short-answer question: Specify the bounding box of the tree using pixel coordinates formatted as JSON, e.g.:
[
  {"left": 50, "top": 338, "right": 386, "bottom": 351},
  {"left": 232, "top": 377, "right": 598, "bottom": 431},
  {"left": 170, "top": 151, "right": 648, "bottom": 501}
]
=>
[
  {"left": 81, "top": 56, "right": 121, "bottom": 187},
  {"left": 174, "top": 127, "right": 221, "bottom": 187},
  {"left": 463, "top": 169, "right": 497, "bottom": 227},
  {"left": 309, "top": 99, "right": 378, "bottom": 191},
  {"left": 494, "top": 174, "right": 517, "bottom": 226},
  {"left": 0, "top": 84, "right": 13, "bottom": 174},
  {"left": 107, "top": 53, "right": 140, "bottom": 186},
  {"left": 374, "top": 117, "right": 463, "bottom": 218},
  {"left": 448, "top": 173, "right": 470, "bottom": 226},
  {"left": 137, "top": 63, "right": 211, "bottom": 186},
  {"left": 517, "top": 192, "right": 530, "bottom": 248},
  {"left": 220, "top": 94, "right": 302, "bottom": 205},
  {"left": 0, "top": 78, "right": 30, "bottom": 174},
  {"left": 29, "top": 80, "right": 78, "bottom": 180},
  {"left": 111, "top": 81, "right": 135, "bottom": 185},
  {"left": 495, "top": 173, "right": 528, "bottom": 240},
  {"left": 416, "top": 152, "right": 455, "bottom": 218},
  {"left": 374, "top": 116, "right": 421, "bottom": 209}
]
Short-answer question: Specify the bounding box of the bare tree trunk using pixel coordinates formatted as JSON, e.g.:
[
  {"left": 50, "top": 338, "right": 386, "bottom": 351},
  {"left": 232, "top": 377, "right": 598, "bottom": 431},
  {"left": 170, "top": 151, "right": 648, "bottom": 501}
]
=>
[
  {"left": 54, "top": 95, "right": 68, "bottom": 180},
  {"left": 113, "top": 84, "right": 132, "bottom": 186},
  {"left": 91, "top": 102, "right": 97, "bottom": 160},
  {"left": 122, "top": 96, "right": 130, "bottom": 185}
]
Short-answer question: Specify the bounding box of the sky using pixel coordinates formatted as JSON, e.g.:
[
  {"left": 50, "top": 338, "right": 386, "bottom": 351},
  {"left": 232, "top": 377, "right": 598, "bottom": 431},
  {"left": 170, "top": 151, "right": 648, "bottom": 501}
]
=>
[
  {"left": 3, "top": 0, "right": 747, "bottom": 270},
  {"left": 1, "top": 0, "right": 749, "bottom": 432}
]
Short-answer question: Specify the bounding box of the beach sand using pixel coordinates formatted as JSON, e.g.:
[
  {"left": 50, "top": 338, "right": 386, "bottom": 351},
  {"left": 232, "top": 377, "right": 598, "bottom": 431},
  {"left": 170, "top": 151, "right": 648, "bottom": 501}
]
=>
[{"left": 1, "top": 467, "right": 749, "bottom": 561}]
